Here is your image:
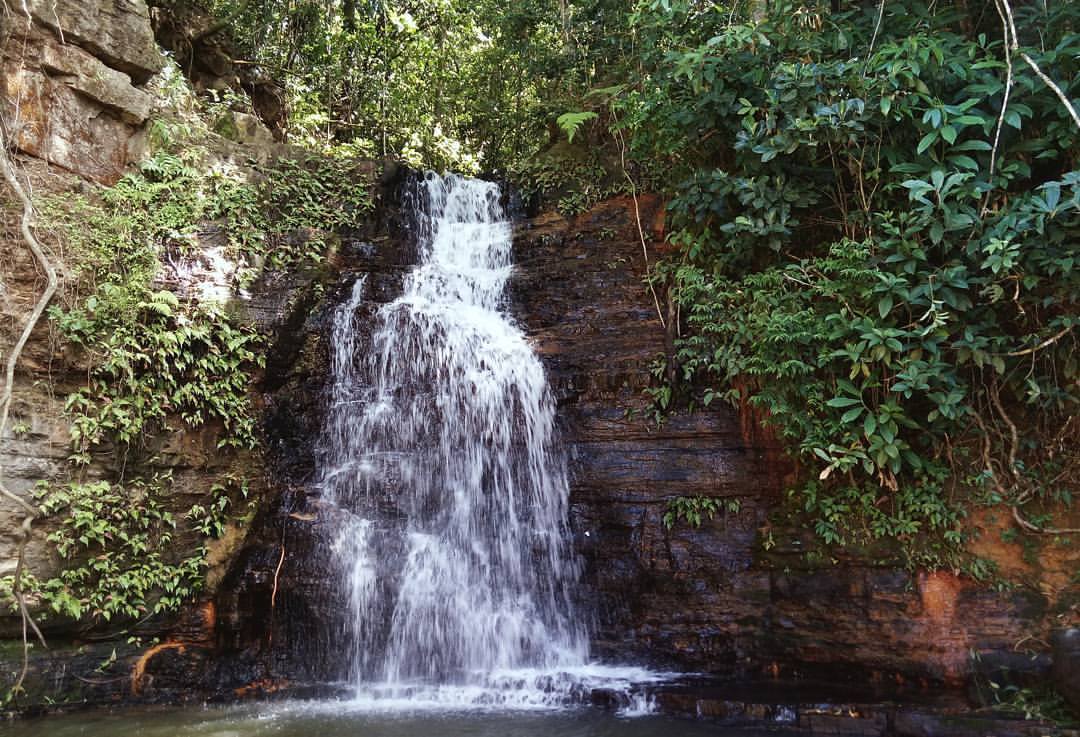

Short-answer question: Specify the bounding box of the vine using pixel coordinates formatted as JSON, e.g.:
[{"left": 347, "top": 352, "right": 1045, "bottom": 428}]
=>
[{"left": 0, "top": 126, "right": 56, "bottom": 698}]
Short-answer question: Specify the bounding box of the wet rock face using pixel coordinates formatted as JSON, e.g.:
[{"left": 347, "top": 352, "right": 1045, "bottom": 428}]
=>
[
  {"left": 205, "top": 178, "right": 419, "bottom": 691},
  {"left": 199, "top": 186, "right": 1066, "bottom": 702},
  {"left": 1053, "top": 629, "right": 1080, "bottom": 712},
  {"left": 508, "top": 197, "right": 1058, "bottom": 689},
  {"left": 1, "top": 0, "right": 163, "bottom": 183}
]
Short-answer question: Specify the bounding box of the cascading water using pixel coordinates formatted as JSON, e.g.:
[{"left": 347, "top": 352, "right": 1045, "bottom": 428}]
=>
[{"left": 320, "top": 172, "right": 662, "bottom": 711}]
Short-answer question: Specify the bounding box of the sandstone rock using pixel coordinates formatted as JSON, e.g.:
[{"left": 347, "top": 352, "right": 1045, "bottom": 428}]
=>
[
  {"left": 1, "top": 60, "right": 145, "bottom": 183},
  {"left": 26, "top": 0, "right": 164, "bottom": 83},
  {"left": 205, "top": 183, "right": 1068, "bottom": 702},
  {"left": 214, "top": 111, "right": 277, "bottom": 149},
  {"left": 2, "top": 1, "right": 160, "bottom": 182},
  {"left": 38, "top": 39, "right": 154, "bottom": 123},
  {"left": 508, "top": 195, "right": 1061, "bottom": 690}
]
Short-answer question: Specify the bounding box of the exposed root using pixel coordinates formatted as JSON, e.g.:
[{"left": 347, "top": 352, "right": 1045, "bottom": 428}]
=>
[
  {"left": 981, "top": 385, "right": 1080, "bottom": 536},
  {"left": 1011, "top": 504, "right": 1080, "bottom": 537},
  {"left": 270, "top": 543, "right": 286, "bottom": 610},
  {"left": 266, "top": 541, "right": 286, "bottom": 648},
  {"left": 609, "top": 106, "right": 666, "bottom": 330},
  {"left": 1, "top": 126, "right": 57, "bottom": 697},
  {"left": 1006, "top": 324, "right": 1074, "bottom": 357},
  {"left": 130, "top": 642, "right": 186, "bottom": 696}
]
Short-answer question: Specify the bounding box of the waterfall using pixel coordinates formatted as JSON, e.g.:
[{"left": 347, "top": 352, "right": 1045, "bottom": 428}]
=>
[{"left": 319, "top": 172, "right": 668, "bottom": 709}]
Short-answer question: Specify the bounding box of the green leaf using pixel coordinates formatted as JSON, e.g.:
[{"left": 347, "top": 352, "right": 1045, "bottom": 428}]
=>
[
  {"left": 930, "top": 220, "right": 944, "bottom": 244},
  {"left": 555, "top": 111, "right": 599, "bottom": 143},
  {"left": 917, "top": 131, "right": 938, "bottom": 155},
  {"left": 878, "top": 295, "right": 893, "bottom": 318},
  {"left": 841, "top": 406, "right": 864, "bottom": 423},
  {"left": 951, "top": 140, "right": 992, "bottom": 151},
  {"left": 826, "top": 397, "right": 862, "bottom": 407},
  {"left": 863, "top": 413, "right": 877, "bottom": 438},
  {"left": 949, "top": 155, "right": 979, "bottom": 170}
]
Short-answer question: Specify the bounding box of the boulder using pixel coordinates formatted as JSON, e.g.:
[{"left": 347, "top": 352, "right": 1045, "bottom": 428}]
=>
[
  {"left": 38, "top": 40, "right": 154, "bottom": 124},
  {"left": 214, "top": 111, "right": 277, "bottom": 149},
  {"left": 2, "top": 1, "right": 161, "bottom": 182},
  {"left": 26, "top": 0, "right": 164, "bottom": 83},
  {"left": 1, "top": 52, "right": 146, "bottom": 183}
]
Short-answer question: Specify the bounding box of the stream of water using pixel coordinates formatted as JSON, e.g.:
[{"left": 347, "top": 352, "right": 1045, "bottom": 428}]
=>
[{"left": 318, "top": 173, "right": 663, "bottom": 712}]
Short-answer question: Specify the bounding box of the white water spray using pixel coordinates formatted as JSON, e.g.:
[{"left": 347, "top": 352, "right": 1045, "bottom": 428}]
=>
[{"left": 321, "top": 173, "right": 662, "bottom": 710}]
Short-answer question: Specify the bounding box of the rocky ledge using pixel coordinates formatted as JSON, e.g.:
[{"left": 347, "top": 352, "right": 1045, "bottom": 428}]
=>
[{"left": 1, "top": 0, "right": 163, "bottom": 183}]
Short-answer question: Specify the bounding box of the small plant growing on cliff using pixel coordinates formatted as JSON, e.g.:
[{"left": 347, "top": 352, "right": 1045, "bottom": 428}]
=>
[
  {"left": 29, "top": 476, "right": 206, "bottom": 621},
  {"left": 20, "top": 145, "right": 273, "bottom": 627},
  {"left": 59, "top": 295, "right": 263, "bottom": 459},
  {"left": 663, "top": 496, "right": 741, "bottom": 529},
  {"left": 21, "top": 119, "right": 380, "bottom": 629}
]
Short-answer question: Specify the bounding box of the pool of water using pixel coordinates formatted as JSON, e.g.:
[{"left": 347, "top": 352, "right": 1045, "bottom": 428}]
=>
[{"left": 4, "top": 703, "right": 779, "bottom": 737}]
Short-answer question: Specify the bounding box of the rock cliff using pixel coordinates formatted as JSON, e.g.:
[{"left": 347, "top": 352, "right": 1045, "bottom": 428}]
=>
[
  {"left": 1, "top": 0, "right": 162, "bottom": 184},
  {"left": 0, "top": 1, "right": 1076, "bottom": 726},
  {"left": 511, "top": 198, "right": 1070, "bottom": 690},
  {"left": 0, "top": 0, "right": 163, "bottom": 603},
  {"left": 177, "top": 185, "right": 1074, "bottom": 709},
  {"left": 0, "top": 0, "right": 301, "bottom": 707}
]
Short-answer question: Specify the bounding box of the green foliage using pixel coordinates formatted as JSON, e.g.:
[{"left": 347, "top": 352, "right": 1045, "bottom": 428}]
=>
[
  {"left": 17, "top": 123, "right": 377, "bottom": 625},
  {"left": 11, "top": 145, "right": 345, "bottom": 624},
  {"left": 43, "top": 152, "right": 270, "bottom": 459},
  {"left": 663, "top": 496, "right": 741, "bottom": 529},
  {"left": 516, "top": 143, "right": 627, "bottom": 216},
  {"left": 971, "top": 649, "right": 1080, "bottom": 726},
  {"left": 208, "top": 0, "right": 639, "bottom": 172},
  {"left": 988, "top": 683, "right": 1078, "bottom": 726},
  {"left": 28, "top": 476, "right": 205, "bottom": 621},
  {"left": 613, "top": 0, "right": 1079, "bottom": 556},
  {"left": 556, "top": 111, "right": 599, "bottom": 143},
  {"left": 257, "top": 158, "right": 375, "bottom": 269},
  {"left": 60, "top": 293, "right": 262, "bottom": 460}
]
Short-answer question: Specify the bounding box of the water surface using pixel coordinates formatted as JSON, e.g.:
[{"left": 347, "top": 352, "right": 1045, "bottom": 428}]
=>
[{"left": 5, "top": 703, "right": 778, "bottom": 737}]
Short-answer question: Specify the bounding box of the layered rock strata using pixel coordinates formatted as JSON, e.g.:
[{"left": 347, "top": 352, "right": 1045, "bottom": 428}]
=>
[{"left": 1, "top": 0, "right": 163, "bottom": 183}]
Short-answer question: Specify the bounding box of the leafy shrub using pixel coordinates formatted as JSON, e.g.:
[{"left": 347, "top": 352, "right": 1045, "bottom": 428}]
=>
[{"left": 619, "top": 0, "right": 1079, "bottom": 559}]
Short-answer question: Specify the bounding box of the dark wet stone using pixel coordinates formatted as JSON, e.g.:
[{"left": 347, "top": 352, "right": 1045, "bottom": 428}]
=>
[{"left": 1052, "top": 628, "right": 1080, "bottom": 713}]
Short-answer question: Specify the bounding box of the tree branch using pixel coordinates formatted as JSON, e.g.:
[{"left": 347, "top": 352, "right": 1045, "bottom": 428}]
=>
[
  {"left": 1005, "top": 324, "right": 1073, "bottom": 357},
  {"left": 192, "top": 0, "right": 251, "bottom": 45},
  {"left": 987, "top": 0, "right": 1013, "bottom": 187},
  {"left": 999, "top": 0, "right": 1080, "bottom": 131}
]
